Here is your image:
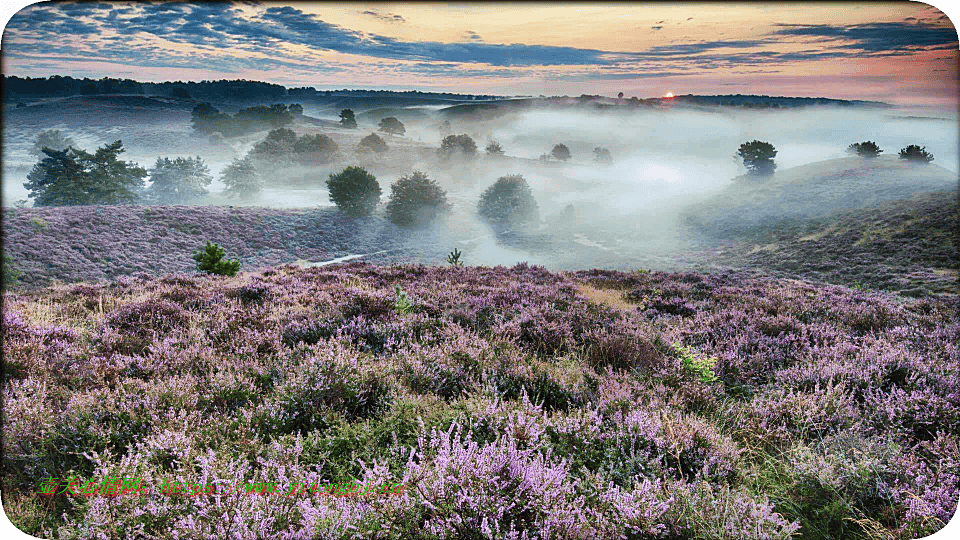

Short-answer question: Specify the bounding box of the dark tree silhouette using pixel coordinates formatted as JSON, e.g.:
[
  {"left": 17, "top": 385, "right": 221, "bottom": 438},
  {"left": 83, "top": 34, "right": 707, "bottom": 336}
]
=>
[
  {"left": 477, "top": 174, "right": 539, "bottom": 228},
  {"left": 339, "top": 109, "right": 357, "bottom": 129},
  {"left": 378, "top": 117, "right": 405, "bottom": 135},
  {"left": 327, "top": 166, "right": 381, "bottom": 216},
  {"left": 385, "top": 171, "right": 452, "bottom": 226},
  {"left": 359, "top": 133, "right": 389, "bottom": 153},
  {"left": 551, "top": 143, "right": 571, "bottom": 162},
  {"left": 899, "top": 145, "right": 934, "bottom": 163},
  {"left": 438, "top": 134, "right": 478, "bottom": 159},
  {"left": 847, "top": 141, "right": 883, "bottom": 158},
  {"left": 737, "top": 140, "right": 777, "bottom": 176},
  {"left": 486, "top": 141, "right": 505, "bottom": 156},
  {"left": 25, "top": 141, "right": 146, "bottom": 206}
]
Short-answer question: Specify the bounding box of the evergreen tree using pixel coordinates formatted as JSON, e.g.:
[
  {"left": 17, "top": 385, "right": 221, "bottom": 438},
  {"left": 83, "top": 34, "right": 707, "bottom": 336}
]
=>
[
  {"left": 339, "top": 109, "right": 357, "bottom": 129},
  {"left": 486, "top": 141, "right": 505, "bottom": 156},
  {"left": 847, "top": 141, "right": 882, "bottom": 158},
  {"left": 737, "top": 140, "right": 777, "bottom": 176},
  {"left": 148, "top": 156, "right": 213, "bottom": 204},
  {"left": 899, "top": 145, "right": 934, "bottom": 163},
  {"left": 24, "top": 141, "right": 146, "bottom": 206},
  {"left": 221, "top": 156, "right": 263, "bottom": 199},
  {"left": 193, "top": 241, "right": 241, "bottom": 276}
]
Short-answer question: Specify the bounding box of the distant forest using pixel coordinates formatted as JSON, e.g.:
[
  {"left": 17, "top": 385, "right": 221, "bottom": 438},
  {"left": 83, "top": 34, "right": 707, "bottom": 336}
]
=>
[{"left": 1, "top": 75, "right": 504, "bottom": 102}]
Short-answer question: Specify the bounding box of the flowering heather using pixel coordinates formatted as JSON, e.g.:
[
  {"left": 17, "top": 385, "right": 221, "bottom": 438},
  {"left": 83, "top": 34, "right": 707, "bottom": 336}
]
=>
[{"left": 2, "top": 262, "right": 957, "bottom": 538}]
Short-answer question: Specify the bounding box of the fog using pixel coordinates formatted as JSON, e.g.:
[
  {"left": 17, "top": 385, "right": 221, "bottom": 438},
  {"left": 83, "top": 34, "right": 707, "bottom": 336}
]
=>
[{"left": 4, "top": 99, "right": 957, "bottom": 270}]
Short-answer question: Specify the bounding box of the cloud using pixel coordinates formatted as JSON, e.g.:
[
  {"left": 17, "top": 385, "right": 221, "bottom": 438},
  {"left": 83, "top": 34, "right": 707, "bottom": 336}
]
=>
[
  {"left": 651, "top": 26, "right": 663, "bottom": 31},
  {"left": 360, "top": 9, "right": 406, "bottom": 23},
  {"left": 774, "top": 21, "right": 959, "bottom": 54}
]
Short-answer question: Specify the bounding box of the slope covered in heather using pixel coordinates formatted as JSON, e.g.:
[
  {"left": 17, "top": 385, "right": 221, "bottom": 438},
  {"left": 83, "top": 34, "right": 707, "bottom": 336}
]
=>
[{"left": 3, "top": 263, "right": 958, "bottom": 539}]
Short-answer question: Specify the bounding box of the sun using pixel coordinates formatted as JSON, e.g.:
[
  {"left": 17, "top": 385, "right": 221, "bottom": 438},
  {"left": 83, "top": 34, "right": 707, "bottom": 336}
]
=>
[{"left": 663, "top": 92, "right": 674, "bottom": 98}]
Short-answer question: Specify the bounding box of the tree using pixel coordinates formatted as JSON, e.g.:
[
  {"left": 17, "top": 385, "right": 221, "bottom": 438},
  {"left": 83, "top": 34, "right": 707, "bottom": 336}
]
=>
[
  {"left": 737, "top": 140, "right": 777, "bottom": 176},
  {"left": 24, "top": 141, "right": 147, "bottom": 206},
  {"left": 191, "top": 103, "right": 231, "bottom": 134},
  {"left": 221, "top": 156, "right": 263, "bottom": 199},
  {"left": 593, "top": 147, "right": 612, "bottom": 164},
  {"left": 293, "top": 133, "right": 338, "bottom": 163},
  {"left": 339, "top": 109, "right": 357, "bottom": 129},
  {"left": 385, "top": 171, "right": 452, "bottom": 227},
  {"left": 847, "top": 141, "right": 882, "bottom": 158},
  {"left": 289, "top": 103, "right": 304, "bottom": 116},
  {"left": 193, "top": 241, "right": 241, "bottom": 276},
  {"left": 359, "top": 133, "right": 389, "bottom": 154},
  {"left": 899, "top": 145, "right": 934, "bottom": 163},
  {"left": 148, "top": 156, "right": 212, "bottom": 204},
  {"left": 31, "top": 129, "right": 75, "bottom": 157},
  {"left": 250, "top": 128, "right": 298, "bottom": 162},
  {"left": 486, "top": 141, "right": 505, "bottom": 156},
  {"left": 551, "top": 143, "right": 571, "bottom": 162},
  {"left": 438, "top": 134, "right": 477, "bottom": 159},
  {"left": 327, "top": 166, "right": 381, "bottom": 217},
  {"left": 265, "top": 127, "right": 297, "bottom": 146},
  {"left": 378, "top": 117, "right": 405, "bottom": 135},
  {"left": 477, "top": 174, "right": 539, "bottom": 228}
]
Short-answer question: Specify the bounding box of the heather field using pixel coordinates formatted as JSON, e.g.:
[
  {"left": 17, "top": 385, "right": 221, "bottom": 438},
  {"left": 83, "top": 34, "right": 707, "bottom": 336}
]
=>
[{"left": 3, "top": 263, "right": 958, "bottom": 538}]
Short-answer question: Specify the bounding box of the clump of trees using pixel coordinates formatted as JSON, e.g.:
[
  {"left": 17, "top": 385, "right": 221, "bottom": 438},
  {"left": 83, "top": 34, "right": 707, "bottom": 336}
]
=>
[
  {"left": 438, "top": 134, "right": 477, "bottom": 159},
  {"left": 250, "top": 128, "right": 338, "bottom": 165},
  {"left": 359, "top": 133, "right": 389, "bottom": 154},
  {"left": 327, "top": 166, "right": 382, "bottom": 217},
  {"left": 477, "top": 174, "right": 539, "bottom": 228},
  {"left": 551, "top": 144, "right": 571, "bottom": 162},
  {"left": 191, "top": 103, "right": 297, "bottom": 137},
  {"left": 486, "top": 141, "right": 505, "bottom": 156},
  {"left": 193, "top": 241, "right": 241, "bottom": 277},
  {"left": 339, "top": 109, "right": 357, "bottom": 129},
  {"left": 378, "top": 117, "right": 405, "bottom": 135},
  {"left": 221, "top": 156, "right": 263, "bottom": 200},
  {"left": 147, "top": 156, "right": 213, "bottom": 204},
  {"left": 848, "top": 141, "right": 882, "bottom": 158},
  {"left": 385, "top": 171, "right": 452, "bottom": 227},
  {"left": 899, "top": 145, "right": 934, "bottom": 163},
  {"left": 737, "top": 140, "right": 777, "bottom": 176},
  {"left": 25, "top": 141, "right": 147, "bottom": 206},
  {"left": 593, "top": 147, "right": 612, "bottom": 164},
  {"left": 31, "top": 129, "right": 75, "bottom": 157}
]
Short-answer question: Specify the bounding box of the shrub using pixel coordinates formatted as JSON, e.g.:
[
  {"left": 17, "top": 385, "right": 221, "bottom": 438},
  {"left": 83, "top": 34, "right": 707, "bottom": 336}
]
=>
[
  {"left": 359, "top": 133, "right": 388, "bottom": 154},
  {"left": 378, "top": 117, "right": 405, "bottom": 135},
  {"left": 447, "top": 248, "right": 464, "bottom": 267},
  {"left": 2, "top": 250, "right": 19, "bottom": 290},
  {"left": 477, "top": 174, "right": 539, "bottom": 227},
  {"left": 737, "top": 140, "right": 777, "bottom": 176},
  {"left": 385, "top": 170, "right": 452, "bottom": 226},
  {"left": 192, "top": 241, "right": 241, "bottom": 276},
  {"left": 438, "top": 134, "right": 477, "bottom": 159},
  {"left": 326, "top": 166, "right": 382, "bottom": 217},
  {"left": 847, "top": 141, "right": 882, "bottom": 158},
  {"left": 485, "top": 141, "right": 504, "bottom": 156},
  {"left": 220, "top": 156, "right": 263, "bottom": 199},
  {"left": 899, "top": 145, "right": 934, "bottom": 163},
  {"left": 551, "top": 143, "right": 571, "bottom": 162}
]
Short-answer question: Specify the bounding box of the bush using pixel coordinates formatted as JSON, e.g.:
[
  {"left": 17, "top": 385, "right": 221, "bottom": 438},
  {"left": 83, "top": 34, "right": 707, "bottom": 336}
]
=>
[
  {"left": 220, "top": 156, "right": 263, "bottom": 199},
  {"left": 551, "top": 143, "right": 571, "bottom": 162},
  {"left": 847, "top": 141, "right": 882, "bottom": 158},
  {"left": 438, "top": 134, "right": 477, "bottom": 159},
  {"left": 385, "top": 170, "right": 452, "bottom": 226},
  {"left": 327, "top": 166, "right": 382, "bottom": 216},
  {"left": 378, "top": 117, "right": 405, "bottom": 135},
  {"left": 737, "top": 140, "right": 777, "bottom": 176},
  {"left": 192, "top": 241, "right": 241, "bottom": 276},
  {"left": 359, "top": 133, "right": 388, "bottom": 154},
  {"left": 2, "top": 250, "right": 19, "bottom": 290},
  {"left": 486, "top": 141, "right": 504, "bottom": 156},
  {"left": 899, "top": 145, "right": 934, "bottom": 163},
  {"left": 477, "top": 174, "right": 539, "bottom": 227}
]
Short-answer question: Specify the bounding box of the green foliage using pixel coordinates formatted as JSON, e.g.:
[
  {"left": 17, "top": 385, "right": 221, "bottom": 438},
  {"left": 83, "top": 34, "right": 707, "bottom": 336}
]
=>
[
  {"left": 359, "top": 133, "right": 388, "bottom": 154},
  {"left": 394, "top": 285, "right": 415, "bottom": 315},
  {"left": 593, "top": 146, "right": 612, "bottom": 164},
  {"left": 673, "top": 343, "right": 720, "bottom": 384},
  {"left": 899, "top": 145, "right": 934, "bottom": 163},
  {"left": 847, "top": 141, "right": 882, "bottom": 158},
  {"left": 147, "top": 156, "right": 213, "bottom": 204},
  {"left": 339, "top": 109, "right": 357, "bottom": 129},
  {"left": 220, "top": 156, "right": 263, "bottom": 199},
  {"left": 378, "top": 117, "right": 405, "bottom": 135},
  {"left": 2, "top": 250, "right": 19, "bottom": 290},
  {"left": 289, "top": 103, "right": 303, "bottom": 116},
  {"left": 191, "top": 103, "right": 292, "bottom": 136},
  {"left": 477, "top": 174, "right": 540, "bottom": 228},
  {"left": 485, "top": 141, "right": 504, "bottom": 156},
  {"left": 192, "top": 241, "right": 241, "bottom": 277},
  {"left": 385, "top": 171, "right": 452, "bottom": 226},
  {"left": 30, "top": 217, "right": 49, "bottom": 233},
  {"left": 738, "top": 140, "right": 778, "bottom": 176},
  {"left": 292, "top": 133, "right": 338, "bottom": 160},
  {"left": 438, "top": 134, "right": 477, "bottom": 159},
  {"left": 326, "top": 166, "right": 382, "bottom": 217},
  {"left": 24, "top": 141, "right": 147, "bottom": 206},
  {"left": 551, "top": 143, "right": 571, "bottom": 162},
  {"left": 31, "top": 129, "right": 75, "bottom": 157},
  {"left": 447, "top": 248, "right": 464, "bottom": 267}
]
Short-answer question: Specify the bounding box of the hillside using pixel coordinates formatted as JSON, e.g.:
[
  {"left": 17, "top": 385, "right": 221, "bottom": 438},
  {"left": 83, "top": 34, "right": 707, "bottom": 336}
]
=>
[{"left": 3, "top": 263, "right": 957, "bottom": 539}]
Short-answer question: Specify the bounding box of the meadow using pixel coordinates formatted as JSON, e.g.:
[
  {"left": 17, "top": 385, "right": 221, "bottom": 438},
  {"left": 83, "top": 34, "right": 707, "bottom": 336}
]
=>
[{"left": 3, "top": 261, "right": 957, "bottom": 538}]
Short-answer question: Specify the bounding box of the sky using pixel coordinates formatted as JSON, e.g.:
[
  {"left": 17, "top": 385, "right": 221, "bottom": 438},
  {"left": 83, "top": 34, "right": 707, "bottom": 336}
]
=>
[{"left": 1, "top": 1, "right": 958, "bottom": 107}]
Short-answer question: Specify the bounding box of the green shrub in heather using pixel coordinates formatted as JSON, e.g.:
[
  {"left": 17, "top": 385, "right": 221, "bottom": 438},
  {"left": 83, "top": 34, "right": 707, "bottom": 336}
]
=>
[
  {"left": 327, "top": 166, "right": 382, "bottom": 217},
  {"left": 385, "top": 171, "right": 452, "bottom": 227},
  {"left": 192, "top": 241, "right": 241, "bottom": 276},
  {"left": 477, "top": 174, "right": 540, "bottom": 228}
]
